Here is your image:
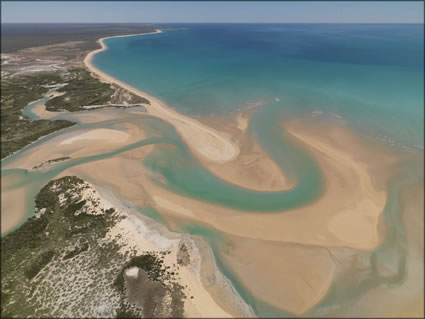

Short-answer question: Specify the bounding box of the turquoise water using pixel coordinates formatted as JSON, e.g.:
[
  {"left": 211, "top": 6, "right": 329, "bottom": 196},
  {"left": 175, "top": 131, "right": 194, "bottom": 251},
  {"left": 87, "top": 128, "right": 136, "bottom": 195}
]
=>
[
  {"left": 2, "top": 24, "right": 423, "bottom": 316},
  {"left": 94, "top": 23, "right": 424, "bottom": 150},
  {"left": 90, "top": 23, "right": 423, "bottom": 316}
]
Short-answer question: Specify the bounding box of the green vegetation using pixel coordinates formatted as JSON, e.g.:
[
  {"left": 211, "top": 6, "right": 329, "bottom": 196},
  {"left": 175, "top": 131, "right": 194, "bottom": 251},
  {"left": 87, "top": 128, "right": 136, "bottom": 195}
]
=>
[
  {"left": 1, "top": 72, "right": 75, "bottom": 159},
  {"left": 114, "top": 253, "right": 167, "bottom": 291},
  {"left": 1, "top": 176, "right": 187, "bottom": 318},
  {"left": 63, "top": 242, "right": 89, "bottom": 260},
  {"left": 25, "top": 250, "right": 55, "bottom": 280},
  {"left": 45, "top": 68, "right": 149, "bottom": 112},
  {"left": 1, "top": 176, "right": 121, "bottom": 317},
  {"left": 45, "top": 69, "right": 115, "bottom": 111},
  {"left": 114, "top": 251, "right": 187, "bottom": 318},
  {"left": 177, "top": 243, "right": 191, "bottom": 266},
  {"left": 2, "top": 24, "right": 157, "bottom": 53}
]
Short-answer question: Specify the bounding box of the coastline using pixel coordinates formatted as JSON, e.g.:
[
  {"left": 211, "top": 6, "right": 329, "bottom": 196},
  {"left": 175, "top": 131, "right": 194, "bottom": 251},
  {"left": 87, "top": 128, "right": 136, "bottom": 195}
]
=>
[
  {"left": 84, "top": 30, "right": 240, "bottom": 164},
  {"left": 67, "top": 176, "right": 254, "bottom": 318},
  {"left": 2, "top": 27, "right": 419, "bottom": 317}
]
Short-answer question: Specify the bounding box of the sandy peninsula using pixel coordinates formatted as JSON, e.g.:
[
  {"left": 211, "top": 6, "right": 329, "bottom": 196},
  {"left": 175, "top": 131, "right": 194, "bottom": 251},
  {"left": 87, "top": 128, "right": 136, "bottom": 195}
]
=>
[
  {"left": 53, "top": 118, "right": 399, "bottom": 315},
  {"left": 3, "top": 29, "right": 417, "bottom": 317},
  {"left": 84, "top": 30, "right": 240, "bottom": 164}
]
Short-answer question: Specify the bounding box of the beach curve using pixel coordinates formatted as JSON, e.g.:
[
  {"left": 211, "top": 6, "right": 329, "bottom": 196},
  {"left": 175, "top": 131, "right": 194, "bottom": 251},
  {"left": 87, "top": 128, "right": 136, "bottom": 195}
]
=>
[{"left": 84, "top": 30, "right": 240, "bottom": 163}]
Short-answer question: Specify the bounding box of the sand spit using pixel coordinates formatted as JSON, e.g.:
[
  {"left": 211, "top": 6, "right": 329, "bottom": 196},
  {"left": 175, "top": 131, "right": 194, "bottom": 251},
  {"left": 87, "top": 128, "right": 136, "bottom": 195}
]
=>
[
  {"left": 195, "top": 111, "right": 293, "bottom": 191},
  {"left": 61, "top": 118, "right": 395, "bottom": 251},
  {"left": 12, "top": 115, "right": 400, "bottom": 314},
  {"left": 55, "top": 120, "right": 397, "bottom": 315},
  {"left": 1, "top": 120, "right": 146, "bottom": 172},
  {"left": 84, "top": 30, "right": 240, "bottom": 163},
  {"left": 152, "top": 120, "right": 394, "bottom": 250}
]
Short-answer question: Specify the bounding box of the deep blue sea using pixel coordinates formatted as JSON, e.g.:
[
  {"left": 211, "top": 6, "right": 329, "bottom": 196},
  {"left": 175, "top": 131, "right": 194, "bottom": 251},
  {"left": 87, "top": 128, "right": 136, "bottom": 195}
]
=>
[{"left": 94, "top": 23, "right": 424, "bottom": 150}]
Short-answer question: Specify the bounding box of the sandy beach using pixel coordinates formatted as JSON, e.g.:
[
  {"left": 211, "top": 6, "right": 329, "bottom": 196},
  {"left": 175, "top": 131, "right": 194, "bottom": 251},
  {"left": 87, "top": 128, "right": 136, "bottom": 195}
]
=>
[
  {"left": 81, "top": 119, "right": 392, "bottom": 250},
  {"left": 84, "top": 30, "right": 240, "bottom": 164},
  {"left": 2, "top": 28, "right": 419, "bottom": 317},
  {"left": 55, "top": 176, "right": 253, "bottom": 318},
  {"left": 49, "top": 118, "right": 400, "bottom": 315},
  {"left": 54, "top": 116, "right": 398, "bottom": 251}
]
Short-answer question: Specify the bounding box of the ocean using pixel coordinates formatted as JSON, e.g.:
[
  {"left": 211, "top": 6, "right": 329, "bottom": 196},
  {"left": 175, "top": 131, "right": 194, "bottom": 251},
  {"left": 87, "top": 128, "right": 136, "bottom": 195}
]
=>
[
  {"left": 94, "top": 23, "right": 424, "bottom": 150},
  {"left": 2, "top": 23, "right": 423, "bottom": 317}
]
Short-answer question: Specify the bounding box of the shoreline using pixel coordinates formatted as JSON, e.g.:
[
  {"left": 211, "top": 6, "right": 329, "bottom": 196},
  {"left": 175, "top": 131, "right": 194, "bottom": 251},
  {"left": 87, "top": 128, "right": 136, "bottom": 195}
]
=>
[
  {"left": 76, "top": 178, "right": 254, "bottom": 318},
  {"left": 84, "top": 30, "right": 240, "bottom": 164}
]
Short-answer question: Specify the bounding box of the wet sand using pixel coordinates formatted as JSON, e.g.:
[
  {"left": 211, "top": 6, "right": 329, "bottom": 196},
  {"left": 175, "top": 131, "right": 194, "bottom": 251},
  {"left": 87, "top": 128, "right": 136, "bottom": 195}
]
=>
[
  {"left": 105, "top": 119, "right": 394, "bottom": 250},
  {"left": 1, "top": 183, "right": 30, "bottom": 233},
  {"left": 43, "top": 118, "right": 400, "bottom": 314},
  {"left": 54, "top": 177, "right": 251, "bottom": 318},
  {"left": 201, "top": 112, "right": 293, "bottom": 191},
  {"left": 1, "top": 120, "right": 146, "bottom": 171},
  {"left": 52, "top": 116, "right": 397, "bottom": 252},
  {"left": 2, "top": 32, "right": 420, "bottom": 317},
  {"left": 220, "top": 235, "right": 336, "bottom": 315}
]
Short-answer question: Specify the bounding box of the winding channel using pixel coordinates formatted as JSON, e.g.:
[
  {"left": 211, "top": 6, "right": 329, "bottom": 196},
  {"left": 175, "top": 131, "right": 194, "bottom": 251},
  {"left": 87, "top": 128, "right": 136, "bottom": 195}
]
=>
[{"left": 1, "top": 31, "right": 421, "bottom": 317}]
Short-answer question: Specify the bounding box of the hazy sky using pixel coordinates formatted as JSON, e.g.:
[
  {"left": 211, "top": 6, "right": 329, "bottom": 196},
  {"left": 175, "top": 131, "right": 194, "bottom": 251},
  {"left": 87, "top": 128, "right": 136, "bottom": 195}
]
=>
[{"left": 1, "top": 1, "right": 423, "bottom": 24}]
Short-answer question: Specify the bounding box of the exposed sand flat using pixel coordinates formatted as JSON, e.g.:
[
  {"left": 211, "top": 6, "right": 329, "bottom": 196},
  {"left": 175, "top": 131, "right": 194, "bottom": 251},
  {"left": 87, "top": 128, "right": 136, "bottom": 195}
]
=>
[
  {"left": 235, "top": 113, "right": 249, "bottom": 132},
  {"left": 1, "top": 121, "right": 147, "bottom": 172},
  {"left": 60, "top": 119, "right": 394, "bottom": 252},
  {"left": 204, "top": 134, "right": 293, "bottom": 191},
  {"left": 198, "top": 111, "right": 293, "bottom": 191},
  {"left": 59, "top": 128, "right": 128, "bottom": 145},
  {"left": 0, "top": 116, "right": 398, "bottom": 249},
  {"left": 31, "top": 102, "right": 145, "bottom": 124},
  {"left": 150, "top": 120, "right": 395, "bottom": 251},
  {"left": 84, "top": 30, "right": 240, "bottom": 163},
  {"left": 153, "top": 196, "right": 195, "bottom": 218},
  {"left": 9, "top": 119, "right": 402, "bottom": 315},
  {"left": 1, "top": 183, "right": 29, "bottom": 233},
  {"left": 220, "top": 236, "right": 335, "bottom": 315}
]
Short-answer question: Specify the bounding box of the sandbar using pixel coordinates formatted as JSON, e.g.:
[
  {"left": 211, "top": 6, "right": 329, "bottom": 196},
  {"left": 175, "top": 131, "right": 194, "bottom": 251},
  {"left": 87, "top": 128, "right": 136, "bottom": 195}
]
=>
[{"left": 84, "top": 30, "right": 240, "bottom": 163}]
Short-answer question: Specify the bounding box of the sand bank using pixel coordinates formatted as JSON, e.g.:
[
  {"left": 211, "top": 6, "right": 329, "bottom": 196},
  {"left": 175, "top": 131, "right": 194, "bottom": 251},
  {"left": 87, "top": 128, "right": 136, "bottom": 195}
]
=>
[
  {"left": 1, "top": 182, "right": 30, "bottom": 233},
  {"left": 55, "top": 121, "right": 398, "bottom": 315},
  {"left": 59, "top": 128, "right": 128, "bottom": 145},
  {"left": 81, "top": 119, "right": 396, "bottom": 250},
  {"left": 199, "top": 111, "right": 293, "bottom": 191},
  {"left": 1, "top": 119, "right": 147, "bottom": 172},
  {"left": 220, "top": 235, "right": 335, "bottom": 315},
  {"left": 84, "top": 30, "right": 240, "bottom": 163}
]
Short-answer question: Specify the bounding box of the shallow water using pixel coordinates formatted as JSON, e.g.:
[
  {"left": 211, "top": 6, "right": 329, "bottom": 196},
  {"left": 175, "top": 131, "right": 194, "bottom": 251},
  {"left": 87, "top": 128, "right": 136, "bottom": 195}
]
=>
[
  {"left": 2, "top": 24, "right": 423, "bottom": 316},
  {"left": 94, "top": 23, "right": 423, "bottom": 149}
]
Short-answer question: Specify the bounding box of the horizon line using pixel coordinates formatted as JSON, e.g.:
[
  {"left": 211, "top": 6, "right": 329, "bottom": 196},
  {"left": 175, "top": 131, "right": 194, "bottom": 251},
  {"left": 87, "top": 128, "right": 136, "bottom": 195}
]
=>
[{"left": 2, "top": 21, "right": 423, "bottom": 24}]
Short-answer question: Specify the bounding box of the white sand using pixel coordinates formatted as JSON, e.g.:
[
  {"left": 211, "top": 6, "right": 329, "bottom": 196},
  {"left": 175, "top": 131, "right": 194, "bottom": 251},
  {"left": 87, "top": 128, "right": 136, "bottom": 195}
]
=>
[
  {"left": 92, "top": 185, "right": 237, "bottom": 318},
  {"left": 125, "top": 267, "right": 139, "bottom": 279}
]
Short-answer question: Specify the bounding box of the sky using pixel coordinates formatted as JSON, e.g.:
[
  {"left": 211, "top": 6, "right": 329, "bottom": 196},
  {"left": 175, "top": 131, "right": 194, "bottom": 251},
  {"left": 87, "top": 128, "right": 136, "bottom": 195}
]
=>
[{"left": 1, "top": 1, "right": 423, "bottom": 24}]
